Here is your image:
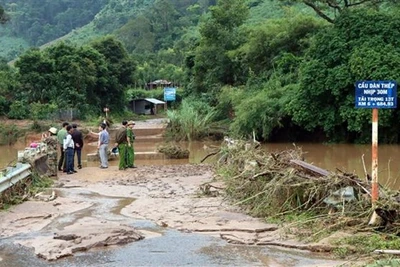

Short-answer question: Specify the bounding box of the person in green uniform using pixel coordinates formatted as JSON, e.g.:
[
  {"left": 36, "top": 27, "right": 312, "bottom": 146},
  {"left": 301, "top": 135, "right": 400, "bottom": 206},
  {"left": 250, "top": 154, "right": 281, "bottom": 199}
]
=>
[
  {"left": 115, "top": 120, "right": 128, "bottom": 170},
  {"left": 57, "top": 122, "right": 69, "bottom": 172},
  {"left": 126, "top": 120, "right": 136, "bottom": 168}
]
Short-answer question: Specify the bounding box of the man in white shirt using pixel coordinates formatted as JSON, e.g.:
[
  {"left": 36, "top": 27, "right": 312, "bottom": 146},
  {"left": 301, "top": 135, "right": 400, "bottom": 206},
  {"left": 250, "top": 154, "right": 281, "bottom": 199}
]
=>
[
  {"left": 63, "top": 125, "right": 76, "bottom": 174},
  {"left": 98, "top": 123, "right": 109, "bottom": 169}
]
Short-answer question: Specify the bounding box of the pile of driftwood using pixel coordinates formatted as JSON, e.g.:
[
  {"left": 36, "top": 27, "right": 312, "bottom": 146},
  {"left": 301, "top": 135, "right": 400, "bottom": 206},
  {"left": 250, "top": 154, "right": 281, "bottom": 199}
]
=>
[{"left": 207, "top": 139, "right": 400, "bottom": 230}]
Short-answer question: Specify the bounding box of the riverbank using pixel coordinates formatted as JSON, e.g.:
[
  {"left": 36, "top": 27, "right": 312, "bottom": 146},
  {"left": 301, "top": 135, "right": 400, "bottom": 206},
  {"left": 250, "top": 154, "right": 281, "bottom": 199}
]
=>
[{"left": 0, "top": 164, "right": 354, "bottom": 266}]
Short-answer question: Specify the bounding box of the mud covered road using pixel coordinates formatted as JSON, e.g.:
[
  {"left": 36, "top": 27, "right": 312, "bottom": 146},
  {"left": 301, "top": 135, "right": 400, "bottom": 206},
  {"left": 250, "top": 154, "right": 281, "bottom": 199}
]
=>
[{"left": 0, "top": 164, "right": 350, "bottom": 266}]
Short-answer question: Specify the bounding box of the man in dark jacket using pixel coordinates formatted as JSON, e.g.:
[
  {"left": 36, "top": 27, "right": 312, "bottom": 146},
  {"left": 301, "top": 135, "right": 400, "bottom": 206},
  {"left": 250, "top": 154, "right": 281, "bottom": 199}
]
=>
[
  {"left": 71, "top": 123, "right": 84, "bottom": 169},
  {"left": 115, "top": 120, "right": 128, "bottom": 170}
]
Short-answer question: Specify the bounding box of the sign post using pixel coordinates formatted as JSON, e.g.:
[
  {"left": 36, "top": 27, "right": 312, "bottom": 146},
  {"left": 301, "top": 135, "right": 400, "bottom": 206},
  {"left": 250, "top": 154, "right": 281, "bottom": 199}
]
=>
[
  {"left": 355, "top": 80, "right": 397, "bottom": 203},
  {"left": 164, "top": 87, "right": 176, "bottom": 111},
  {"left": 103, "top": 107, "right": 109, "bottom": 119},
  {"left": 164, "top": 87, "right": 176, "bottom": 102},
  {"left": 371, "top": 108, "right": 378, "bottom": 202}
]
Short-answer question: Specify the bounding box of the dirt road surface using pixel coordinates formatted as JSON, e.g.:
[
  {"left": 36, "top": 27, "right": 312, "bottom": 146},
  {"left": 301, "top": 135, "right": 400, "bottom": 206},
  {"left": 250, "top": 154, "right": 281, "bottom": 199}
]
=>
[{"left": 0, "top": 164, "right": 351, "bottom": 266}]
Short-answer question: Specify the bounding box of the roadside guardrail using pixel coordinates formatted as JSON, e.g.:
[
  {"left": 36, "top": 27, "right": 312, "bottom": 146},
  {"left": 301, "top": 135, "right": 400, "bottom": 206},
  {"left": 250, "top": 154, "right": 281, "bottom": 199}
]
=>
[{"left": 0, "top": 163, "right": 31, "bottom": 194}]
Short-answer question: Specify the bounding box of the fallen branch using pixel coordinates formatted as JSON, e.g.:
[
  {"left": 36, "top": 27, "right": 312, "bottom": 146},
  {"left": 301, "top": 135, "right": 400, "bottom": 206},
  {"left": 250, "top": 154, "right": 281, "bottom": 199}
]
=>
[
  {"left": 200, "top": 150, "right": 220, "bottom": 163},
  {"left": 361, "top": 154, "right": 371, "bottom": 183},
  {"left": 374, "top": 249, "right": 400, "bottom": 255},
  {"left": 251, "top": 170, "right": 280, "bottom": 180}
]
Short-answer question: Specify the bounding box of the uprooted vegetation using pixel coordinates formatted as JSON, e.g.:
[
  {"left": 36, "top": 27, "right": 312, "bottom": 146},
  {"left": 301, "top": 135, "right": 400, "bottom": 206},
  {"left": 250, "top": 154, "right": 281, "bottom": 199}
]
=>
[
  {"left": 0, "top": 172, "right": 54, "bottom": 210},
  {"left": 208, "top": 139, "right": 400, "bottom": 258}
]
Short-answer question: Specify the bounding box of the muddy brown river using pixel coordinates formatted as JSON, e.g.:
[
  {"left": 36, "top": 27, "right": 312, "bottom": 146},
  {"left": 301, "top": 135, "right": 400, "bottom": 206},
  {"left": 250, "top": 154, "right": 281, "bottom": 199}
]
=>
[{"left": 2, "top": 141, "right": 400, "bottom": 190}]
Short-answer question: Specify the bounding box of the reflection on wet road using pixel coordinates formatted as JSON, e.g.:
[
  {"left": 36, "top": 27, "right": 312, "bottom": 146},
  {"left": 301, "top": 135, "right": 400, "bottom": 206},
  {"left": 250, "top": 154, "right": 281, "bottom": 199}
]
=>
[{"left": 0, "top": 188, "right": 344, "bottom": 267}]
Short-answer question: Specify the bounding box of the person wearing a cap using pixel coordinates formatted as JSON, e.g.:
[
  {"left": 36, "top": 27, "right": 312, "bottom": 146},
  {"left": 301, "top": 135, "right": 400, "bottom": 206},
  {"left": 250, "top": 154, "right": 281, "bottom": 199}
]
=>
[
  {"left": 42, "top": 127, "right": 57, "bottom": 139},
  {"left": 42, "top": 127, "right": 58, "bottom": 177},
  {"left": 126, "top": 120, "right": 136, "bottom": 168}
]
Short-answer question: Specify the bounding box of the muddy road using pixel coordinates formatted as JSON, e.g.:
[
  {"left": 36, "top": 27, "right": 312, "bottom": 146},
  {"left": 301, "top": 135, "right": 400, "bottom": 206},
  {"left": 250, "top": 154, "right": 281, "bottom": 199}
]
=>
[{"left": 0, "top": 164, "right": 349, "bottom": 266}]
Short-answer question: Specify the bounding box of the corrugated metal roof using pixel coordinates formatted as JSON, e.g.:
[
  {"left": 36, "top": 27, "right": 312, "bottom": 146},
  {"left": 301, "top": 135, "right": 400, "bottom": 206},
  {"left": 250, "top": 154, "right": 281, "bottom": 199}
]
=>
[{"left": 144, "top": 98, "right": 166, "bottom": 104}]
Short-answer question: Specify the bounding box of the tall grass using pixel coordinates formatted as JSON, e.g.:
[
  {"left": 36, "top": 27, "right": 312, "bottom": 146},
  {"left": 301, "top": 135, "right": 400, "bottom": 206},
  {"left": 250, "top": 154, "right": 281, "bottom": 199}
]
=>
[{"left": 166, "top": 99, "right": 217, "bottom": 141}]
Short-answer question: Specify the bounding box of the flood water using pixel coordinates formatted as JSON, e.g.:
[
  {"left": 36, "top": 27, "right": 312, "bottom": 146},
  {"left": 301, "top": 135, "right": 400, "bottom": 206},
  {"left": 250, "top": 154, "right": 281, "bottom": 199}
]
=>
[{"left": 2, "top": 140, "right": 400, "bottom": 190}]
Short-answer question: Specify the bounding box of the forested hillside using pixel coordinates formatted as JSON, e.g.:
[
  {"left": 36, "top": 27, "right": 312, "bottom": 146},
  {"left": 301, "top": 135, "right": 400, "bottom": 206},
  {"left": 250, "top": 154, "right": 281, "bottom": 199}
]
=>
[
  {"left": 1, "top": 0, "right": 400, "bottom": 144},
  {"left": 0, "top": 0, "right": 108, "bottom": 59},
  {"left": 0, "top": 0, "right": 213, "bottom": 60}
]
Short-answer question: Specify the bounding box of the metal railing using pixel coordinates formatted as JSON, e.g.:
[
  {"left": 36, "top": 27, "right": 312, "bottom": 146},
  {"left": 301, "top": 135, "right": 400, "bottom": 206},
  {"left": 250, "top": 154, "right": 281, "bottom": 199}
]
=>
[
  {"left": 0, "top": 142, "right": 48, "bottom": 194},
  {"left": 0, "top": 163, "right": 31, "bottom": 194}
]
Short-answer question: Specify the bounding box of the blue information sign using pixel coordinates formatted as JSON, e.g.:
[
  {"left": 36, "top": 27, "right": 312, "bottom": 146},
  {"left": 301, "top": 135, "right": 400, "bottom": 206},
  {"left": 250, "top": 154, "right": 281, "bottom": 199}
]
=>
[
  {"left": 164, "top": 87, "right": 176, "bottom": 101},
  {"left": 355, "top": 80, "right": 397, "bottom": 108}
]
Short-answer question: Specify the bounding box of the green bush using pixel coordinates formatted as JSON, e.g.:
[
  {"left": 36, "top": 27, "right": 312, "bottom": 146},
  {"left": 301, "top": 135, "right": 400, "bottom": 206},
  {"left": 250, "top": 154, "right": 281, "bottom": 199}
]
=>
[
  {"left": 166, "top": 98, "right": 217, "bottom": 141},
  {"left": 0, "top": 95, "right": 10, "bottom": 115},
  {"left": 29, "top": 102, "right": 58, "bottom": 120},
  {"left": 8, "top": 100, "right": 29, "bottom": 119}
]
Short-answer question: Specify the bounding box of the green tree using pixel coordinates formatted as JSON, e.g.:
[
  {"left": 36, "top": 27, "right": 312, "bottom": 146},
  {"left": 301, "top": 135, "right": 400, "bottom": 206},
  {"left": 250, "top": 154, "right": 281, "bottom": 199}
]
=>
[
  {"left": 45, "top": 43, "right": 97, "bottom": 112},
  {"left": 15, "top": 41, "right": 132, "bottom": 117},
  {"left": 0, "top": 60, "right": 18, "bottom": 115},
  {"left": 289, "top": 9, "right": 400, "bottom": 143},
  {"left": 115, "top": 15, "right": 155, "bottom": 53},
  {"left": 91, "top": 36, "right": 135, "bottom": 113},
  {"left": 189, "top": 0, "right": 249, "bottom": 97},
  {"left": 15, "top": 48, "right": 55, "bottom": 104},
  {"left": 231, "top": 13, "right": 324, "bottom": 83},
  {"left": 299, "top": 0, "right": 387, "bottom": 23},
  {"left": 228, "top": 78, "right": 296, "bottom": 140}
]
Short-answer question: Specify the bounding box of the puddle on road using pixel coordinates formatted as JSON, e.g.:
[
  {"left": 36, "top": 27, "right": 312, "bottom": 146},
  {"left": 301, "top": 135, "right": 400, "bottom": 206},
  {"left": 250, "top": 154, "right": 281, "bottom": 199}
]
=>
[
  {"left": 111, "top": 198, "right": 135, "bottom": 215},
  {"left": 42, "top": 189, "right": 136, "bottom": 232},
  {"left": 0, "top": 230, "right": 345, "bottom": 267},
  {"left": 200, "top": 243, "right": 344, "bottom": 267}
]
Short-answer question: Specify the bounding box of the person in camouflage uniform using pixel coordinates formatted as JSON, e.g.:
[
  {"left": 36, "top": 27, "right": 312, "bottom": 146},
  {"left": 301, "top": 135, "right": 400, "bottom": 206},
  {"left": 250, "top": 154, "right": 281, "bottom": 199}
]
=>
[
  {"left": 126, "top": 121, "right": 136, "bottom": 168},
  {"left": 42, "top": 127, "right": 58, "bottom": 177}
]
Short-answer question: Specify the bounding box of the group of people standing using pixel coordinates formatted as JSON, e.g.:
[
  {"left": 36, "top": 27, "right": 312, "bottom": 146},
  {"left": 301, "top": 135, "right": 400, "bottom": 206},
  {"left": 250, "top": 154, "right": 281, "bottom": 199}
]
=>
[
  {"left": 44, "top": 119, "right": 136, "bottom": 174},
  {"left": 89, "top": 120, "right": 136, "bottom": 170},
  {"left": 56, "top": 122, "right": 84, "bottom": 175}
]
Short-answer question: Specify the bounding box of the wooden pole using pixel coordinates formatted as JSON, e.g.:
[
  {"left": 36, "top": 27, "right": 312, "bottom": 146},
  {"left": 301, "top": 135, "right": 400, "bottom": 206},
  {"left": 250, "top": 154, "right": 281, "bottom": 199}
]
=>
[{"left": 371, "top": 108, "right": 378, "bottom": 202}]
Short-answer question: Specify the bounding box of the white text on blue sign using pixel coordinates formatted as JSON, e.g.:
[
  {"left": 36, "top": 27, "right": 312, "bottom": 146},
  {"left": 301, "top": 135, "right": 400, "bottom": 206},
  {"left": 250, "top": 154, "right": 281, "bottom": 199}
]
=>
[{"left": 355, "top": 81, "right": 397, "bottom": 109}]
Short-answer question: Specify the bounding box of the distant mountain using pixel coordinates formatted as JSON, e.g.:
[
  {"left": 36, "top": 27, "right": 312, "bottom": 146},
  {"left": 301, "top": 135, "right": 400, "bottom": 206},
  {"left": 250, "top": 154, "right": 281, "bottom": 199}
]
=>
[
  {"left": 0, "top": 0, "right": 110, "bottom": 59},
  {"left": 0, "top": 0, "right": 309, "bottom": 61}
]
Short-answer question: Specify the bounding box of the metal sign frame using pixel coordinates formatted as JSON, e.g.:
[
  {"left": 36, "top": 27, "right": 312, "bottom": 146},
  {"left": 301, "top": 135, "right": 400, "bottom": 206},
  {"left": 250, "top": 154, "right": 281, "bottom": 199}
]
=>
[{"left": 355, "top": 80, "right": 397, "bottom": 204}]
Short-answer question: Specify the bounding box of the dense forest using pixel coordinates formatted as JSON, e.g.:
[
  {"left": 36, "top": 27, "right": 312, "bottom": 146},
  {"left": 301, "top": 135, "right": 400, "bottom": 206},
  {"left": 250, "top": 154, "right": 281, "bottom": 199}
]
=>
[{"left": 0, "top": 0, "right": 400, "bottom": 143}]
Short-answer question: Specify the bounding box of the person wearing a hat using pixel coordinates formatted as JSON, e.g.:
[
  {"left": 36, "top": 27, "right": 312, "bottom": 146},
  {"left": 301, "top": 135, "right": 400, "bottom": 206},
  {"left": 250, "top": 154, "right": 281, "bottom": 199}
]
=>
[
  {"left": 126, "top": 120, "right": 136, "bottom": 168},
  {"left": 42, "top": 127, "right": 58, "bottom": 177},
  {"left": 42, "top": 127, "right": 57, "bottom": 139}
]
